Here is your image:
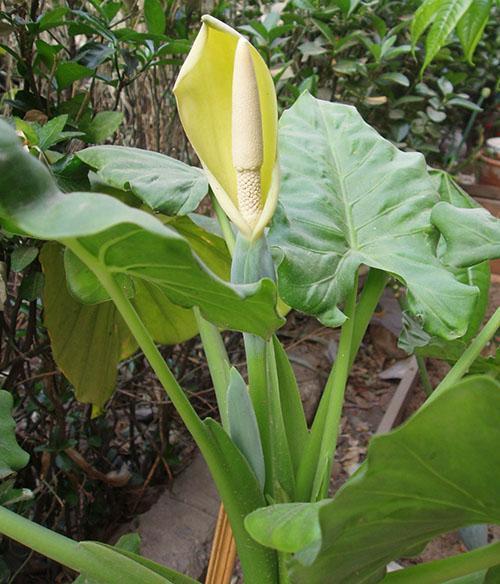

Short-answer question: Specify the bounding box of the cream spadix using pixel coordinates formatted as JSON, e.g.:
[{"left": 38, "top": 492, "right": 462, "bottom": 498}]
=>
[
  {"left": 232, "top": 38, "right": 263, "bottom": 228},
  {"left": 173, "top": 16, "right": 279, "bottom": 240}
]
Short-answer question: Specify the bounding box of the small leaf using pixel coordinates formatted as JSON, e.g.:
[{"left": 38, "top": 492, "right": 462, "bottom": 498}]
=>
[
  {"left": 246, "top": 502, "right": 325, "bottom": 554},
  {"left": 10, "top": 246, "right": 38, "bottom": 272},
  {"left": 411, "top": 0, "right": 441, "bottom": 44},
  {"left": 75, "top": 41, "right": 115, "bottom": 69},
  {"left": 144, "top": 0, "right": 165, "bottom": 35},
  {"left": 80, "top": 111, "right": 123, "bottom": 144},
  {"left": 227, "top": 367, "right": 266, "bottom": 489},
  {"left": 426, "top": 106, "right": 447, "bottom": 122},
  {"left": 37, "top": 6, "right": 69, "bottom": 31},
  {"left": 378, "top": 72, "right": 410, "bottom": 87},
  {"left": 447, "top": 97, "right": 482, "bottom": 111},
  {"left": 37, "top": 114, "right": 68, "bottom": 151},
  {"left": 55, "top": 62, "right": 93, "bottom": 89},
  {"left": 19, "top": 272, "right": 44, "bottom": 301},
  {"left": 0, "top": 391, "right": 29, "bottom": 478}
]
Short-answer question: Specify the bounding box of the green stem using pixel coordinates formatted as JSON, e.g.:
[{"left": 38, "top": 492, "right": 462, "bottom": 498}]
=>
[
  {"left": 349, "top": 268, "right": 388, "bottom": 368},
  {"left": 432, "top": 307, "right": 500, "bottom": 401},
  {"left": 416, "top": 354, "right": 433, "bottom": 397},
  {"left": 312, "top": 272, "right": 359, "bottom": 501},
  {"left": 296, "top": 269, "right": 385, "bottom": 501},
  {"left": 64, "top": 239, "right": 276, "bottom": 584},
  {"left": 382, "top": 541, "right": 500, "bottom": 583},
  {"left": 65, "top": 240, "right": 208, "bottom": 448},
  {"left": 193, "top": 307, "right": 231, "bottom": 429},
  {"left": 210, "top": 192, "right": 235, "bottom": 255},
  {"left": 0, "top": 507, "right": 174, "bottom": 584},
  {"left": 0, "top": 506, "right": 84, "bottom": 576}
]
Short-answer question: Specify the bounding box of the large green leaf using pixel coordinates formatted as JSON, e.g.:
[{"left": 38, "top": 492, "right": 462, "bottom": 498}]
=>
[
  {"left": 0, "top": 391, "right": 29, "bottom": 479},
  {"left": 0, "top": 121, "right": 283, "bottom": 339},
  {"left": 246, "top": 375, "right": 500, "bottom": 584},
  {"left": 432, "top": 202, "right": 500, "bottom": 268},
  {"left": 77, "top": 146, "right": 208, "bottom": 216},
  {"left": 457, "top": 0, "right": 493, "bottom": 64},
  {"left": 269, "top": 93, "right": 477, "bottom": 340}
]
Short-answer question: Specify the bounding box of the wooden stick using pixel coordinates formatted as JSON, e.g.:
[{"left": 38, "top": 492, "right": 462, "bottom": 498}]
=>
[{"left": 206, "top": 504, "right": 236, "bottom": 584}]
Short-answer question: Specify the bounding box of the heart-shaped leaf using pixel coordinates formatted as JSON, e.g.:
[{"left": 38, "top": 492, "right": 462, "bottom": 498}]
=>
[
  {"left": 77, "top": 145, "right": 208, "bottom": 216},
  {"left": 246, "top": 375, "right": 500, "bottom": 584},
  {"left": 0, "top": 121, "right": 283, "bottom": 339},
  {"left": 269, "top": 93, "right": 476, "bottom": 340}
]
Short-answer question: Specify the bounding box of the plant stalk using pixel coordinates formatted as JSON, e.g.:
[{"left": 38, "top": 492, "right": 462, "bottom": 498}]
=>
[
  {"left": 64, "top": 239, "right": 277, "bottom": 584},
  {"left": 432, "top": 307, "right": 500, "bottom": 401},
  {"left": 312, "top": 272, "right": 359, "bottom": 501},
  {"left": 193, "top": 307, "right": 231, "bottom": 430},
  {"left": 416, "top": 354, "right": 433, "bottom": 397},
  {"left": 0, "top": 506, "right": 87, "bottom": 578},
  {"left": 297, "top": 268, "right": 385, "bottom": 501},
  {"left": 210, "top": 192, "right": 236, "bottom": 255}
]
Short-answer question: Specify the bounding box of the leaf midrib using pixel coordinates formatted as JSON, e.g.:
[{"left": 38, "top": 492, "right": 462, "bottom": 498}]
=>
[{"left": 317, "top": 102, "right": 358, "bottom": 251}]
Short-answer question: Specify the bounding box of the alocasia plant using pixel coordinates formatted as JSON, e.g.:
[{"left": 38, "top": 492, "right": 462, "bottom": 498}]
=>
[{"left": 0, "top": 15, "right": 500, "bottom": 584}]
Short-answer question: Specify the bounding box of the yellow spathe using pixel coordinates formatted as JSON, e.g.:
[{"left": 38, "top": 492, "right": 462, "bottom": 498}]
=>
[{"left": 173, "top": 15, "right": 279, "bottom": 239}]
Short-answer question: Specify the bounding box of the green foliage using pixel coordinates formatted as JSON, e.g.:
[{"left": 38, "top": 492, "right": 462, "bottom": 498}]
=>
[
  {"left": 0, "top": 391, "right": 29, "bottom": 478},
  {"left": 0, "top": 120, "right": 283, "bottom": 341},
  {"left": 246, "top": 376, "right": 500, "bottom": 583},
  {"left": 237, "top": 0, "right": 497, "bottom": 164},
  {"left": 456, "top": 0, "right": 494, "bottom": 64},
  {"left": 1, "top": 5, "right": 500, "bottom": 583},
  {"left": 0, "top": 391, "right": 31, "bottom": 510},
  {"left": 432, "top": 203, "right": 500, "bottom": 267},
  {"left": 41, "top": 242, "right": 138, "bottom": 407},
  {"left": 144, "top": 0, "right": 166, "bottom": 36},
  {"left": 411, "top": 0, "right": 496, "bottom": 70},
  {"left": 270, "top": 93, "right": 477, "bottom": 339},
  {"left": 398, "top": 171, "right": 495, "bottom": 375}
]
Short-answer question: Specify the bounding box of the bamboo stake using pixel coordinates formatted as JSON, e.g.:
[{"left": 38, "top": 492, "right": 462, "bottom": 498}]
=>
[{"left": 206, "top": 505, "right": 236, "bottom": 584}]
